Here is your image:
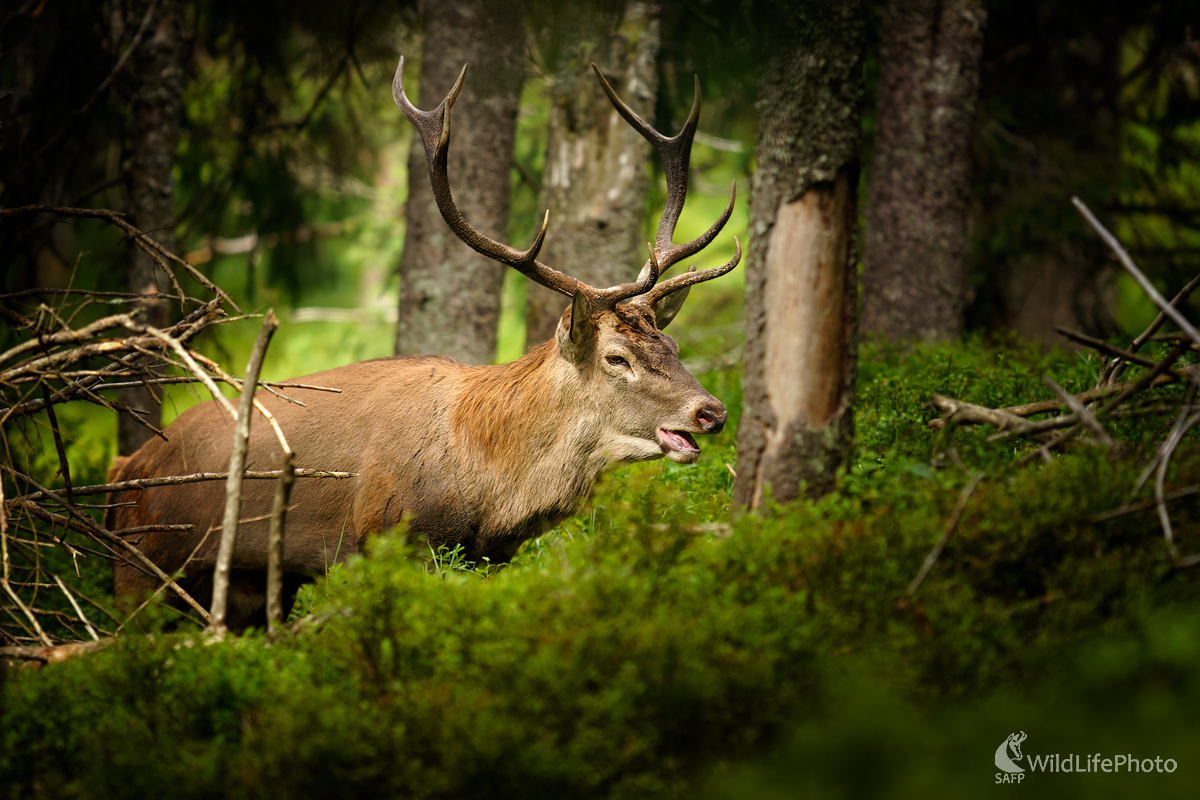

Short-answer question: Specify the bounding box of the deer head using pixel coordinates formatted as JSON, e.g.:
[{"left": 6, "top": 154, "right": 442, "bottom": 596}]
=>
[{"left": 392, "top": 57, "right": 740, "bottom": 464}]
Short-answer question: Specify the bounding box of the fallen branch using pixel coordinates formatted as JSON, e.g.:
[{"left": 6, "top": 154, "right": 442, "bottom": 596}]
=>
[
  {"left": 1103, "top": 272, "right": 1200, "bottom": 385},
  {"left": 1090, "top": 484, "right": 1200, "bottom": 523},
  {"left": 929, "top": 395, "right": 1032, "bottom": 432},
  {"left": 1043, "top": 376, "right": 1118, "bottom": 451},
  {"left": 928, "top": 371, "right": 1182, "bottom": 430}
]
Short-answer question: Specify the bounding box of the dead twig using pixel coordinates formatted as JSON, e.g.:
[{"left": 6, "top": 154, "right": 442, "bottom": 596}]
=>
[
  {"left": 928, "top": 370, "right": 1182, "bottom": 430},
  {"left": 210, "top": 311, "right": 279, "bottom": 635},
  {"left": 7, "top": 468, "right": 357, "bottom": 505},
  {"left": 1103, "top": 272, "right": 1200, "bottom": 385},
  {"left": 930, "top": 395, "right": 1032, "bottom": 432},
  {"left": 1073, "top": 197, "right": 1200, "bottom": 351},
  {"left": 1090, "top": 484, "right": 1200, "bottom": 523},
  {"left": 1055, "top": 327, "right": 1183, "bottom": 380},
  {"left": 2, "top": 467, "right": 211, "bottom": 622},
  {"left": 266, "top": 452, "right": 296, "bottom": 633},
  {"left": 1043, "top": 376, "right": 1118, "bottom": 451}
]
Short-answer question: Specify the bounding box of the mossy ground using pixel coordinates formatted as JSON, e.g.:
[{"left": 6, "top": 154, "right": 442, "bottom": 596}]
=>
[{"left": 4, "top": 338, "right": 1199, "bottom": 798}]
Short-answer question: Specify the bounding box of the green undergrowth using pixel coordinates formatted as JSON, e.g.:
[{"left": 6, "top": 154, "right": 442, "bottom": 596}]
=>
[{"left": 4, "top": 338, "right": 1200, "bottom": 798}]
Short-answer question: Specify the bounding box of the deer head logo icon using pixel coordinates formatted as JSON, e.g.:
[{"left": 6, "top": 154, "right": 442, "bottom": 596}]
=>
[{"left": 995, "top": 732, "right": 1028, "bottom": 773}]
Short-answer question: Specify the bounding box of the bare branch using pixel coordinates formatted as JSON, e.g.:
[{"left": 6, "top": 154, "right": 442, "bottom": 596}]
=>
[
  {"left": 7, "top": 468, "right": 357, "bottom": 505},
  {"left": 1055, "top": 326, "right": 1183, "bottom": 379},
  {"left": 3, "top": 468, "right": 210, "bottom": 622},
  {"left": 1103, "top": 272, "right": 1200, "bottom": 385},
  {"left": 1073, "top": 197, "right": 1200, "bottom": 350},
  {"left": 930, "top": 395, "right": 1031, "bottom": 431},
  {"left": 1043, "top": 376, "right": 1118, "bottom": 451},
  {"left": 266, "top": 452, "right": 296, "bottom": 633},
  {"left": 210, "top": 311, "right": 279, "bottom": 634}
]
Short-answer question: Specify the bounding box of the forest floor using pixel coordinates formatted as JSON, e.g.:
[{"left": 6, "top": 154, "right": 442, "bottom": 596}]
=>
[{"left": 4, "top": 337, "right": 1200, "bottom": 798}]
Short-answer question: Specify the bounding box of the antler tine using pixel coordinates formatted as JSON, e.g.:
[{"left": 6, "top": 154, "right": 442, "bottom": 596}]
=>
[
  {"left": 591, "top": 243, "right": 663, "bottom": 306},
  {"left": 592, "top": 65, "right": 737, "bottom": 304},
  {"left": 635, "top": 235, "right": 742, "bottom": 309},
  {"left": 392, "top": 56, "right": 579, "bottom": 298},
  {"left": 588, "top": 64, "right": 729, "bottom": 275},
  {"left": 591, "top": 64, "right": 699, "bottom": 259}
]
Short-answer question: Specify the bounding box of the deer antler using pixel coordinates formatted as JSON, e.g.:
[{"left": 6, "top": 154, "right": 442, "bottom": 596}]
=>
[
  {"left": 392, "top": 57, "right": 573, "bottom": 296},
  {"left": 590, "top": 65, "right": 739, "bottom": 307},
  {"left": 392, "top": 56, "right": 738, "bottom": 312}
]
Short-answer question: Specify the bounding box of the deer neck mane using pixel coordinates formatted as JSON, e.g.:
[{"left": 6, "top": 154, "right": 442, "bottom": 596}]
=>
[
  {"left": 449, "top": 339, "right": 609, "bottom": 539},
  {"left": 450, "top": 339, "right": 600, "bottom": 469}
]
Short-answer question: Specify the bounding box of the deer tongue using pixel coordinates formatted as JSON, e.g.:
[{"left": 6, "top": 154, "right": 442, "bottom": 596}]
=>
[{"left": 657, "top": 428, "right": 701, "bottom": 455}]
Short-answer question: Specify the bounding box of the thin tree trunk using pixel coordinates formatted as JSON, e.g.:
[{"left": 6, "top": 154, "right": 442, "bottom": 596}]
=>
[
  {"left": 524, "top": 5, "right": 660, "bottom": 347},
  {"left": 118, "top": 0, "right": 184, "bottom": 455},
  {"left": 395, "top": 0, "right": 525, "bottom": 364},
  {"left": 734, "top": 2, "right": 864, "bottom": 506},
  {"left": 862, "top": 0, "right": 986, "bottom": 342}
]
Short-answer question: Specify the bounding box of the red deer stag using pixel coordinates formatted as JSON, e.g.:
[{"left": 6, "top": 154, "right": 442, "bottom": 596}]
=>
[{"left": 109, "top": 58, "right": 740, "bottom": 628}]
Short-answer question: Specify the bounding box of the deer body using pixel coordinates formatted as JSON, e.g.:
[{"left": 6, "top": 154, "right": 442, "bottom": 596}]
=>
[{"left": 111, "top": 57, "right": 740, "bottom": 627}]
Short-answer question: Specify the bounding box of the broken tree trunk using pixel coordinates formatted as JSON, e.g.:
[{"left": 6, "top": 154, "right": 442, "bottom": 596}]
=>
[{"left": 733, "top": 1, "right": 865, "bottom": 506}]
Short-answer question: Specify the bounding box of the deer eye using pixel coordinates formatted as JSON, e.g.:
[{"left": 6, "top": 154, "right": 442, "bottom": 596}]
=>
[{"left": 605, "top": 354, "right": 629, "bottom": 368}]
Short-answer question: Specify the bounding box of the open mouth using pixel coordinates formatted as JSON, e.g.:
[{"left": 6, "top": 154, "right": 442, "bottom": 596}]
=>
[{"left": 656, "top": 428, "right": 702, "bottom": 462}]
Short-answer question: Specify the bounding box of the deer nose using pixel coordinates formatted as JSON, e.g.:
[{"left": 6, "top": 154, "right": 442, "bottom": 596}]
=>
[{"left": 695, "top": 404, "right": 727, "bottom": 434}]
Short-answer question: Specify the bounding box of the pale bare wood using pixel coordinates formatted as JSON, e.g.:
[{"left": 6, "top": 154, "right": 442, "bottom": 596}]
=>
[
  {"left": 751, "top": 175, "right": 854, "bottom": 508},
  {"left": 928, "top": 372, "right": 1181, "bottom": 430},
  {"left": 1043, "top": 376, "right": 1117, "bottom": 451},
  {"left": 930, "top": 394, "right": 1031, "bottom": 431},
  {"left": 210, "top": 311, "right": 279, "bottom": 635}
]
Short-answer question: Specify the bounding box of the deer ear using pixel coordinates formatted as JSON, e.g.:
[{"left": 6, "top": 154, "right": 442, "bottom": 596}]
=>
[
  {"left": 569, "top": 289, "right": 593, "bottom": 344},
  {"left": 558, "top": 289, "right": 596, "bottom": 359},
  {"left": 651, "top": 284, "right": 691, "bottom": 330}
]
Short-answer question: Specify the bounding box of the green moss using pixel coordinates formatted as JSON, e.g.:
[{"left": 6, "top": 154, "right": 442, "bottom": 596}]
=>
[{"left": 5, "top": 338, "right": 1199, "bottom": 798}]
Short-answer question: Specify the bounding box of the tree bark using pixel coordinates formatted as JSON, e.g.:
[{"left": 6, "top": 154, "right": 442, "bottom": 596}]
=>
[
  {"left": 862, "top": 0, "right": 986, "bottom": 343},
  {"left": 524, "top": 5, "right": 660, "bottom": 347},
  {"left": 395, "top": 0, "right": 525, "bottom": 364},
  {"left": 733, "top": 2, "right": 864, "bottom": 506},
  {"left": 118, "top": 0, "right": 184, "bottom": 455}
]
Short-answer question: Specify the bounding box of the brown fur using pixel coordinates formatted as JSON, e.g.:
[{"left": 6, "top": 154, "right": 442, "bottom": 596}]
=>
[{"left": 111, "top": 304, "right": 726, "bottom": 628}]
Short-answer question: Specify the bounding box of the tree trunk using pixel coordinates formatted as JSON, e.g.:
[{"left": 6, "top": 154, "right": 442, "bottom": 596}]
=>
[
  {"left": 524, "top": 5, "right": 660, "bottom": 348},
  {"left": 862, "top": 0, "right": 986, "bottom": 343},
  {"left": 395, "top": 0, "right": 525, "bottom": 364},
  {"left": 118, "top": 0, "right": 184, "bottom": 456},
  {"left": 733, "top": 2, "right": 864, "bottom": 506}
]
